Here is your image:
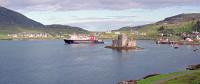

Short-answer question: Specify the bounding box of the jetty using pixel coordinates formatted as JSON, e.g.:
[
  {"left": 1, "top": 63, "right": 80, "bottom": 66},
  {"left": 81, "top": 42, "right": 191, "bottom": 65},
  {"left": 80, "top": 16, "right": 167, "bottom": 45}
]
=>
[{"left": 105, "top": 34, "right": 142, "bottom": 50}]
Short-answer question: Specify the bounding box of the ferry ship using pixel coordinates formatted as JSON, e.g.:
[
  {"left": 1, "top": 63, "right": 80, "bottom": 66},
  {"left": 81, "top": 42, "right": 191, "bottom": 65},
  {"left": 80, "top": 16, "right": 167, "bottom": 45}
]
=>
[{"left": 64, "top": 34, "right": 104, "bottom": 44}]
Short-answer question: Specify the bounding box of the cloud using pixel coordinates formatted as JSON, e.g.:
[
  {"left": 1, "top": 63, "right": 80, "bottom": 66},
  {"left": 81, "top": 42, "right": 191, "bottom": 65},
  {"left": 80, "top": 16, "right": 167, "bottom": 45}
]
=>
[
  {"left": 1, "top": 0, "right": 199, "bottom": 31},
  {"left": 68, "top": 15, "right": 136, "bottom": 22},
  {"left": 1, "top": 0, "right": 199, "bottom": 11},
  {"left": 0, "top": 0, "right": 8, "bottom": 6},
  {"left": 69, "top": 20, "right": 151, "bottom": 31},
  {"left": 45, "top": 16, "right": 137, "bottom": 24},
  {"left": 135, "top": 0, "right": 199, "bottom": 8},
  {"left": 108, "top": 16, "right": 135, "bottom": 19}
]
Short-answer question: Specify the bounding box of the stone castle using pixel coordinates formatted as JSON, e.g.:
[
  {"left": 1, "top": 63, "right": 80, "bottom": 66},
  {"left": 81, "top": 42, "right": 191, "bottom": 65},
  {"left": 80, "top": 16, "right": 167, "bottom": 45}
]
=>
[{"left": 112, "top": 34, "right": 136, "bottom": 48}]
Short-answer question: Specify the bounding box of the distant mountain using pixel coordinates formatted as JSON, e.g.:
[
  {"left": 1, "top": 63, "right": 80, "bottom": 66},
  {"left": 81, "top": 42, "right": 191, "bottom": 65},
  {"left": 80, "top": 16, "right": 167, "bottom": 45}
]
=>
[
  {"left": 115, "top": 25, "right": 144, "bottom": 31},
  {"left": 117, "top": 13, "right": 200, "bottom": 31},
  {"left": 0, "top": 6, "right": 44, "bottom": 28},
  {"left": 0, "top": 6, "right": 88, "bottom": 34},
  {"left": 157, "top": 13, "right": 200, "bottom": 24},
  {"left": 116, "top": 13, "right": 200, "bottom": 39},
  {"left": 45, "top": 24, "right": 88, "bottom": 33}
]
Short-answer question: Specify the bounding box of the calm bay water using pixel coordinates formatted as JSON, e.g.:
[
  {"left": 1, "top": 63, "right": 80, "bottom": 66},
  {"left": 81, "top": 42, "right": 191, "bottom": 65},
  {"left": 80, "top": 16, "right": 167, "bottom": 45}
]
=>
[{"left": 0, "top": 40, "right": 200, "bottom": 84}]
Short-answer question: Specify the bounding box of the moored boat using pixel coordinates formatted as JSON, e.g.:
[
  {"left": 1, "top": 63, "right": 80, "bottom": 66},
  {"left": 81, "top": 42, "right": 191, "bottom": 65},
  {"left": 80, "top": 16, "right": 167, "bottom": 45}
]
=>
[{"left": 173, "top": 43, "right": 180, "bottom": 49}]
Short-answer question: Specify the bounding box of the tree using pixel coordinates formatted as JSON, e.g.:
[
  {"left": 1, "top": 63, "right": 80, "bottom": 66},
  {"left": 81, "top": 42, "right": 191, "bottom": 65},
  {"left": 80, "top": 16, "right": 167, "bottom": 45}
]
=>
[
  {"left": 196, "top": 20, "right": 200, "bottom": 32},
  {"left": 193, "top": 20, "right": 200, "bottom": 32},
  {"left": 158, "top": 26, "right": 175, "bottom": 37},
  {"left": 158, "top": 26, "right": 165, "bottom": 33}
]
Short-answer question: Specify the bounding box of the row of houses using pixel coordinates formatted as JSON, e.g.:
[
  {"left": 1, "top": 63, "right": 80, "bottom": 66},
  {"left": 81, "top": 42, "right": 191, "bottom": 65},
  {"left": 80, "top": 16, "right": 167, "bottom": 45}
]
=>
[
  {"left": 181, "top": 32, "right": 200, "bottom": 40},
  {"left": 8, "top": 32, "right": 49, "bottom": 38},
  {"left": 105, "top": 31, "right": 121, "bottom": 35},
  {"left": 96, "top": 31, "right": 147, "bottom": 36}
]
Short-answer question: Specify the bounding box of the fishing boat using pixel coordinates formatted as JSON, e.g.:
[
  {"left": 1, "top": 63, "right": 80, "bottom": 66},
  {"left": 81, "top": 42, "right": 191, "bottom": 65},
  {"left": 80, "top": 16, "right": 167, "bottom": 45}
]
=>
[
  {"left": 173, "top": 43, "right": 180, "bottom": 49},
  {"left": 64, "top": 34, "right": 104, "bottom": 44}
]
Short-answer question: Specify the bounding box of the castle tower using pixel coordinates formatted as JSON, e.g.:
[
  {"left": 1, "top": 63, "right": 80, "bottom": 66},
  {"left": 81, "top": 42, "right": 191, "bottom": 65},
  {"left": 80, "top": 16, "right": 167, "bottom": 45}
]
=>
[{"left": 117, "top": 34, "right": 128, "bottom": 47}]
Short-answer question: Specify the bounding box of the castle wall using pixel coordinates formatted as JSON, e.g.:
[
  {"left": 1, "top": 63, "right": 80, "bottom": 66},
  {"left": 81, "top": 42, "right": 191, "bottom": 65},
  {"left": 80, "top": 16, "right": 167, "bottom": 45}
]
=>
[
  {"left": 128, "top": 40, "right": 136, "bottom": 47},
  {"left": 112, "top": 40, "right": 118, "bottom": 47}
]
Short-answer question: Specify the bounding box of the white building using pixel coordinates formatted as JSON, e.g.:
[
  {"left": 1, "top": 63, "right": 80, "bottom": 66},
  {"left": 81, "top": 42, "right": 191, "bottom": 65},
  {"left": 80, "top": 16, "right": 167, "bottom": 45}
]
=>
[{"left": 114, "top": 32, "right": 121, "bottom": 35}]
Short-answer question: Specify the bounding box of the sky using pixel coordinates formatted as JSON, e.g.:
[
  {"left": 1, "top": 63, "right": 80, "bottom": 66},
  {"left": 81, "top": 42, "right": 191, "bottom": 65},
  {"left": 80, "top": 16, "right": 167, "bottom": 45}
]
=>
[{"left": 0, "top": 0, "right": 200, "bottom": 31}]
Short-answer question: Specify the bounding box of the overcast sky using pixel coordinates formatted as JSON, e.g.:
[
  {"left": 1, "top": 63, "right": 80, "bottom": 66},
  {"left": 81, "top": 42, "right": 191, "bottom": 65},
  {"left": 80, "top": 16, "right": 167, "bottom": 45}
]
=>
[{"left": 0, "top": 0, "right": 200, "bottom": 31}]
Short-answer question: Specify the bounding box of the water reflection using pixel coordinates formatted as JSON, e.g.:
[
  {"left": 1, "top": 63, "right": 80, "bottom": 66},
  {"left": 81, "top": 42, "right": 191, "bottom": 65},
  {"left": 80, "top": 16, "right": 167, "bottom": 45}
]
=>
[{"left": 112, "top": 49, "right": 127, "bottom": 53}]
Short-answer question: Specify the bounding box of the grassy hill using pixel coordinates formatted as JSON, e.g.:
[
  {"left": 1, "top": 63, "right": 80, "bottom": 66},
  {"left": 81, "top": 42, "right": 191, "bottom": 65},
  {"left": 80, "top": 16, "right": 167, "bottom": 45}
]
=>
[
  {"left": 117, "top": 13, "right": 200, "bottom": 39},
  {"left": 45, "top": 24, "right": 88, "bottom": 34},
  {"left": 137, "top": 69, "right": 200, "bottom": 84}
]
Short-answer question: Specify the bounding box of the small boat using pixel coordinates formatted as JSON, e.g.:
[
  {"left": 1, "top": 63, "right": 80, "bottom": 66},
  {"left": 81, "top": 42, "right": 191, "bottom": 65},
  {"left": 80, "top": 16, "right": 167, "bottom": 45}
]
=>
[
  {"left": 64, "top": 34, "right": 104, "bottom": 44},
  {"left": 193, "top": 48, "right": 199, "bottom": 52},
  {"left": 170, "top": 44, "right": 173, "bottom": 47},
  {"left": 173, "top": 43, "right": 180, "bottom": 49}
]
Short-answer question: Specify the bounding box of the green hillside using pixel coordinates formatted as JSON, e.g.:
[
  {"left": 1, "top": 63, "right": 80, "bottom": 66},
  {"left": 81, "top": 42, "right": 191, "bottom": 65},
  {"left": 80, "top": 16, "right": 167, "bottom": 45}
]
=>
[
  {"left": 137, "top": 69, "right": 200, "bottom": 84},
  {"left": 117, "top": 13, "right": 200, "bottom": 39}
]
